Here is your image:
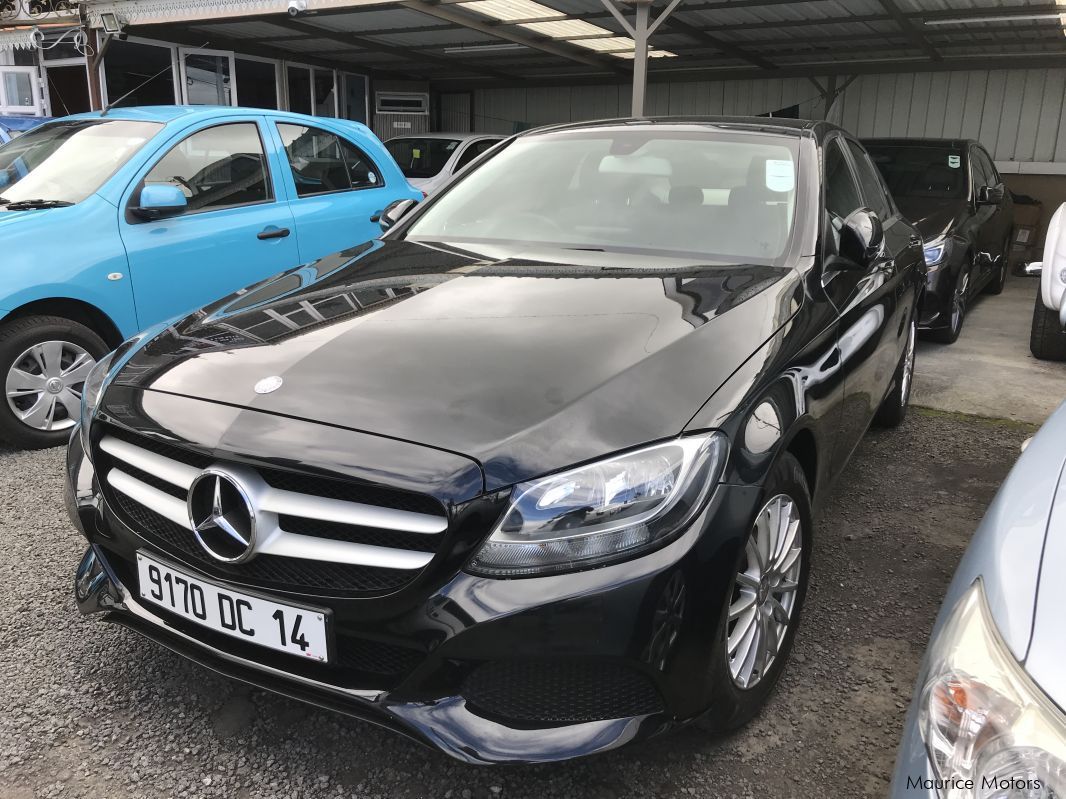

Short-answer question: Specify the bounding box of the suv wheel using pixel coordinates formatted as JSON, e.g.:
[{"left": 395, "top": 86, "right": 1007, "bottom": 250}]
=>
[
  {"left": 1030, "top": 290, "right": 1066, "bottom": 362},
  {"left": 929, "top": 264, "right": 970, "bottom": 344},
  {"left": 696, "top": 452, "right": 811, "bottom": 732},
  {"left": 0, "top": 315, "right": 108, "bottom": 449}
]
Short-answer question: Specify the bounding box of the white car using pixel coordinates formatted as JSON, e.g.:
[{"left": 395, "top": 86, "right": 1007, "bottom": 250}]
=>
[
  {"left": 1029, "top": 202, "right": 1066, "bottom": 360},
  {"left": 385, "top": 133, "right": 504, "bottom": 195}
]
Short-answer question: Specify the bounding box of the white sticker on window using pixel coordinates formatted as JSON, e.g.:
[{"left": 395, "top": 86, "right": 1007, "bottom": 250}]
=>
[
  {"left": 766, "top": 159, "right": 795, "bottom": 192},
  {"left": 948, "top": 155, "right": 961, "bottom": 169}
]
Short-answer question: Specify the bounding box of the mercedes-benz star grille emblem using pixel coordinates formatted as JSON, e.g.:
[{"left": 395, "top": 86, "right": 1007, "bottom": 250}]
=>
[{"left": 187, "top": 472, "right": 257, "bottom": 563}]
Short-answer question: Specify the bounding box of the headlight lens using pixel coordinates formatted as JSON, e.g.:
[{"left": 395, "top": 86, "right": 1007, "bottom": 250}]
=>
[
  {"left": 467, "top": 433, "right": 728, "bottom": 577},
  {"left": 925, "top": 239, "right": 949, "bottom": 270},
  {"left": 918, "top": 579, "right": 1066, "bottom": 798}
]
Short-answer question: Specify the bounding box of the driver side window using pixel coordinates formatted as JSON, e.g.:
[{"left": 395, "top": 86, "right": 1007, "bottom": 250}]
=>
[{"left": 143, "top": 123, "right": 272, "bottom": 213}]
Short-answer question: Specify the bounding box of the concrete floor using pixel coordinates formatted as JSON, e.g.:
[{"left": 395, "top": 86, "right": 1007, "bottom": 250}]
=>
[{"left": 912, "top": 273, "right": 1066, "bottom": 425}]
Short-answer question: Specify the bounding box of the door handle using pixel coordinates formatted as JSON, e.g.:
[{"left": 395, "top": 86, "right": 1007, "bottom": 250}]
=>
[{"left": 257, "top": 227, "right": 290, "bottom": 240}]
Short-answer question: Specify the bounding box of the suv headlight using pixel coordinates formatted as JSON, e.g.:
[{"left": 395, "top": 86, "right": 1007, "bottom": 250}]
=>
[
  {"left": 467, "top": 433, "right": 728, "bottom": 577},
  {"left": 919, "top": 579, "right": 1066, "bottom": 798},
  {"left": 925, "top": 238, "right": 949, "bottom": 270}
]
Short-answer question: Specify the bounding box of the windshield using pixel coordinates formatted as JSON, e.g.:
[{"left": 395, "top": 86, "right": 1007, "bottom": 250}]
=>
[
  {"left": 865, "top": 144, "right": 966, "bottom": 200},
  {"left": 386, "top": 137, "right": 461, "bottom": 179},
  {"left": 403, "top": 128, "right": 800, "bottom": 263},
  {"left": 0, "top": 119, "right": 161, "bottom": 206}
]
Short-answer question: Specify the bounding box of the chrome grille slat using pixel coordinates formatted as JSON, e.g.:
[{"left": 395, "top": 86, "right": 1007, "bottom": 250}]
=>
[{"left": 99, "top": 434, "right": 445, "bottom": 573}]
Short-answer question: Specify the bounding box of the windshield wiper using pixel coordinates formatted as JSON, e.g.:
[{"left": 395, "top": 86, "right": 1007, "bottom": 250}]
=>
[{"left": 2, "top": 199, "right": 74, "bottom": 210}]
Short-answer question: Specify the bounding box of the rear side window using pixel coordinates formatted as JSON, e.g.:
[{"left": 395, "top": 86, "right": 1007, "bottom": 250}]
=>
[
  {"left": 143, "top": 123, "right": 272, "bottom": 212},
  {"left": 454, "top": 139, "right": 498, "bottom": 173},
  {"left": 824, "top": 139, "right": 862, "bottom": 223},
  {"left": 276, "top": 123, "right": 383, "bottom": 198},
  {"left": 846, "top": 140, "right": 892, "bottom": 220}
]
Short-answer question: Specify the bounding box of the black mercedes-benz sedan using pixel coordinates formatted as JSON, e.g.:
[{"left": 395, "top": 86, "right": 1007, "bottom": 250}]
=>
[
  {"left": 864, "top": 138, "right": 1013, "bottom": 344},
  {"left": 67, "top": 118, "right": 923, "bottom": 764}
]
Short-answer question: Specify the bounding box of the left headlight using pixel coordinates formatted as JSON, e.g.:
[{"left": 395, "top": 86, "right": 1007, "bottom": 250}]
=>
[
  {"left": 918, "top": 579, "right": 1066, "bottom": 798},
  {"left": 79, "top": 350, "right": 116, "bottom": 452},
  {"left": 924, "top": 237, "right": 949, "bottom": 270},
  {"left": 467, "top": 433, "right": 728, "bottom": 577}
]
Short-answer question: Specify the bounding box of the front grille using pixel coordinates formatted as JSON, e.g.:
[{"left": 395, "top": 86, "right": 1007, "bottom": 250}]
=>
[
  {"left": 96, "top": 424, "right": 449, "bottom": 597},
  {"left": 462, "top": 661, "right": 664, "bottom": 724}
]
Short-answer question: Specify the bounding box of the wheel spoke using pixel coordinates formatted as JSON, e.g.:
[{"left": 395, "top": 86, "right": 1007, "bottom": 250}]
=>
[
  {"left": 754, "top": 611, "right": 772, "bottom": 677},
  {"left": 727, "top": 603, "right": 758, "bottom": 655},
  {"left": 777, "top": 545, "right": 801, "bottom": 577},
  {"left": 735, "top": 570, "right": 760, "bottom": 591},
  {"left": 774, "top": 578, "right": 800, "bottom": 594},
  {"left": 57, "top": 388, "right": 81, "bottom": 419},
  {"left": 5, "top": 367, "right": 46, "bottom": 396},
  {"left": 61, "top": 352, "right": 94, "bottom": 384},
  {"left": 731, "top": 611, "right": 760, "bottom": 684},
  {"left": 728, "top": 589, "right": 757, "bottom": 621},
  {"left": 770, "top": 515, "right": 800, "bottom": 574},
  {"left": 18, "top": 394, "right": 57, "bottom": 429},
  {"left": 745, "top": 534, "right": 765, "bottom": 576},
  {"left": 33, "top": 341, "right": 64, "bottom": 378}
]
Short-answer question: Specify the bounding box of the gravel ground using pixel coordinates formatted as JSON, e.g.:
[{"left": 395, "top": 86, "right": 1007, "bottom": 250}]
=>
[{"left": 0, "top": 408, "right": 1031, "bottom": 799}]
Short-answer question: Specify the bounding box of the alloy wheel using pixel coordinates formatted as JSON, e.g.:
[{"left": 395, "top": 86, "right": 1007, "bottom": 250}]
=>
[
  {"left": 726, "top": 494, "right": 803, "bottom": 689},
  {"left": 5, "top": 340, "right": 95, "bottom": 432},
  {"left": 900, "top": 318, "right": 916, "bottom": 404},
  {"left": 951, "top": 270, "right": 970, "bottom": 334}
]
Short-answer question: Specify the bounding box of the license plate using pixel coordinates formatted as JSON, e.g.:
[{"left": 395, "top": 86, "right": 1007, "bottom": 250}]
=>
[{"left": 136, "top": 552, "right": 330, "bottom": 663}]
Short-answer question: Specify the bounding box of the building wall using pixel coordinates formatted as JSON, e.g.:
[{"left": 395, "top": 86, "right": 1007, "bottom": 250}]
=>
[{"left": 472, "top": 67, "right": 1066, "bottom": 172}]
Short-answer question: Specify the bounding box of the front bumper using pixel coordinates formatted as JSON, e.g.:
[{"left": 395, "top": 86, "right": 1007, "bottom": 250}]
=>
[
  {"left": 889, "top": 690, "right": 937, "bottom": 797},
  {"left": 67, "top": 431, "right": 760, "bottom": 764}
]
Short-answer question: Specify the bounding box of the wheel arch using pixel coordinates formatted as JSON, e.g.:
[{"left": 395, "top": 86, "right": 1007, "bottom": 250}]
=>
[{"left": 2, "top": 298, "right": 124, "bottom": 349}]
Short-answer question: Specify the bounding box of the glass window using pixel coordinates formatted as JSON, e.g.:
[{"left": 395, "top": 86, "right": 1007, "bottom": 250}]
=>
[
  {"left": 824, "top": 139, "right": 862, "bottom": 222},
  {"left": 183, "top": 53, "right": 232, "bottom": 106},
  {"left": 865, "top": 142, "right": 967, "bottom": 200},
  {"left": 404, "top": 129, "right": 800, "bottom": 264},
  {"left": 454, "top": 139, "right": 498, "bottom": 173},
  {"left": 385, "top": 137, "right": 460, "bottom": 179},
  {"left": 235, "top": 59, "right": 278, "bottom": 109},
  {"left": 143, "top": 123, "right": 271, "bottom": 213},
  {"left": 286, "top": 66, "right": 311, "bottom": 114},
  {"left": 313, "top": 69, "right": 335, "bottom": 117},
  {"left": 276, "top": 123, "right": 382, "bottom": 197},
  {"left": 978, "top": 149, "right": 1000, "bottom": 184},
  {"left": 103, "top": 41, "right": 175, "bottom": 108},
  {"left": 0, "top": 119, "right": 160, "bottom": 204},
  {"left": 3, "top": 73, "right": 34, "bottom": 107},
  {"left": 846, "top": 140, "right": 891, "bottom": 219},
  {"left": 341, "top": 73, "right": 367, "bottom": 123}
]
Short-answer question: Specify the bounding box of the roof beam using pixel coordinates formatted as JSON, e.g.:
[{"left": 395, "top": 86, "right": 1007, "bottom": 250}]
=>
[
  {"left": 879, "top": 0, "right": 941, "bottom": 61},
  {"left": 659, "top": 16, "right": 777, "bottom": 70},
  {"left": 283, "top": 18, "right": 521, "bottom": 80},
  {"left": 398, "top": 0, "right": 626, "bottom": 73}
]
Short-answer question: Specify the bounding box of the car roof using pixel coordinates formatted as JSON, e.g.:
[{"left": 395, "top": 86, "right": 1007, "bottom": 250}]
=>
[
  {"left": 863, "top": 137, "right": 980, "bottom": 149},
  {"left": 518, "top": 115, "right": 839, "bottom": 141},
  {"left": 385, "top": 132, "right": 504, "bottom": 141},
  {"left": 61, "top": 105, "right": 372, "bottom": 130}
]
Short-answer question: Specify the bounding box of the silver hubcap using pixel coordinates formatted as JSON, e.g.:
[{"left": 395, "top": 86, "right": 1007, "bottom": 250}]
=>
[
  {"left": 5, "top": 340, "right": 95, "bottom": 432},
  {"left": 726, "top": 494, "right": 803, "bottom": 689},
  {"left": 900, "top": 319, "right": 916, "bottom": 402},
  {"left": 951, "top": 271, "right": 970, "bottom": 332}
]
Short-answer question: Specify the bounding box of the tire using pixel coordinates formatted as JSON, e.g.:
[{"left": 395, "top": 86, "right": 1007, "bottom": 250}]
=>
[
  {"left": 1030, "top": 290, "right": 1066, "bottom": 362},
  {"left": 696, "top": 452, "right": 812, "bottom": 732},
  {"left": 983, "top": 232, "right": 1011, "bottom": 296},
  {"left": 0, "top": 315, "right": 108, "bottom": 450},
  {"left": 928, "top": 262, "right": 971, "bottom": 344},
  {"left": 875, "top": 314, "right": 916, "bottom": 428}
]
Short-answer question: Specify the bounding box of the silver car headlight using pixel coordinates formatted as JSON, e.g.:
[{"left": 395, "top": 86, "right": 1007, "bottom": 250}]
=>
[
  {"left": 918, "top": 579, "right": 1066, "bottom": 798},
  {"left": 467, "top": 433, "right": 728, "bottom": 577}
]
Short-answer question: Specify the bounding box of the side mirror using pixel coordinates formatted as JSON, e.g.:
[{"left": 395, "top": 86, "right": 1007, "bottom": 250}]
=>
[
  {"left": 132, "top": 184, "right": 187, "bottom": 221},
  {"left": 377, "top": 198, "right": 419, "bottom": 233},
  {"left": 977, "top": 184, "right": 1005, "bottom": 206},
  {"left": 838, "top": 208, "right": 884, "bottom": 268}
]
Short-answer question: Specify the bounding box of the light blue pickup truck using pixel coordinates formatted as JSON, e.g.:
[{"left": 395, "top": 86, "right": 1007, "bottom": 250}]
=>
[{"left": 0, "top": 106, "right": 419, "bottom": 448}]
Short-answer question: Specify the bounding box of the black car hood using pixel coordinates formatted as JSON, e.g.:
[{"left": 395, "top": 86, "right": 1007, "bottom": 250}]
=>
[
  {"left": 118, "top": 239, "right": 801, "bottom": 489},
  {"left": 895, "top": 197, "right": 969, "bottom": 242}
]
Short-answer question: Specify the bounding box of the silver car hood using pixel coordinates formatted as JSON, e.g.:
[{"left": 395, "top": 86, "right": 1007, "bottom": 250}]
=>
[{"left": 1022, "top": 427, "right": 1066, "bottom": 708}]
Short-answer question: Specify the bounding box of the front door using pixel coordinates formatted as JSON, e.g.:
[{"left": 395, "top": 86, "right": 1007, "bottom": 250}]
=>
[{"left": 119, "top": 119, "right": 300, "bottom": 327}]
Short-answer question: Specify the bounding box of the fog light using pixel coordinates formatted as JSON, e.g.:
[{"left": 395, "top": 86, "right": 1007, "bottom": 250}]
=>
[{"left": 74, "top": 548, "right": 105, "bottom": 602}]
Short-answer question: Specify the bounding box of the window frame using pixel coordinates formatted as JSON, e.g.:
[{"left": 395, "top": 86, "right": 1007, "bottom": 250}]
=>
[
  {"left": 844, "top": 137, "right": 894, "bottom": 221},
  {"left": 822, "top": 134, "right": 866, "bottom": 226},
  {"left": 275, "top": 122, "right": 385, "bottom": 200},
  {"left": 129, "top": 120, "right": 276, "bottom": 223}
]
